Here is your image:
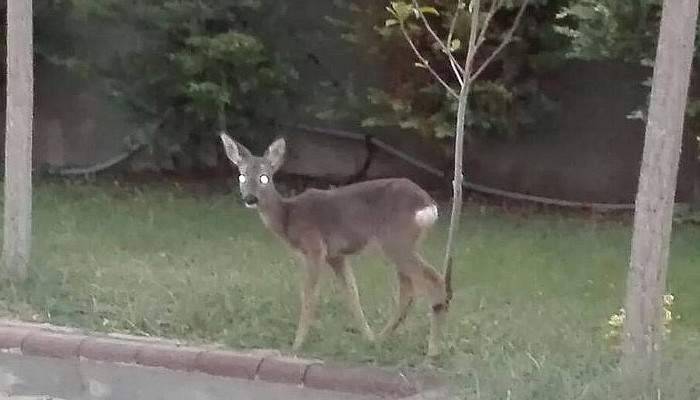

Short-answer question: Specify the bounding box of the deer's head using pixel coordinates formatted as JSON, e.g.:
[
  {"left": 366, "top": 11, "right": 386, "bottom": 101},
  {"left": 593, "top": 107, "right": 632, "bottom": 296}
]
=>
[{"left": 219, "top": 133, "right": 286, "bottom": 208}]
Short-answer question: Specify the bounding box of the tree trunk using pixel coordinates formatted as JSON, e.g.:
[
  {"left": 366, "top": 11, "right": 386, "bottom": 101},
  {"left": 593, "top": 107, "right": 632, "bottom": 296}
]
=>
[
  {"left": 622, "top": 0, "right": 698, "bottom": 394},
  {"left": 442, "top": 0, "right": 480, "bottom": 277},
  {"left": 2, "top": 0, "right": 34, "bottom": 282},
  {"left": 690, "top": 150, "right": 700, "bottom": 211},
  {"left": 689, "top": 133, "right": 700, "bottom": 210}
]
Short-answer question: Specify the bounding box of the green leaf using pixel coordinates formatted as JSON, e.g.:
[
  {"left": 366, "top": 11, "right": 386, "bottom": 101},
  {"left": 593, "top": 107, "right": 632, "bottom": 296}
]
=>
[
  {"left": 566, "top": 4, "right": 599, "bottom": 20},
  {"left": 361, "top": 117, "right": 385, "bottom": 127},
  {"left": 340, "top": 33, "right": 359, "bottom": 43},
  {"left": 435, "top": 122, "right": 454, "bottom": 138},
  {"left": 390, "top": 1, "right": 413, "bottom": 23},
  {"left": 399, "top": 118, "right": 421, "bottom": 129},
  {"left": 449, "top": 39, "right": 461, "bottom": 52},
  {"left": 390, "top": 98, "right": 409, "bottom": 112},
  {"left": 323, "top": 15, "right": 351, "bottom": 28},
  {"left": 315, "top": 109, "right": 339, "bottom": 120},
  {"left": 418, "top": 6, "right": 439, "bottom": 16},
  {"left": 385, "top": 18, "right": 399, "bottom": 27}
]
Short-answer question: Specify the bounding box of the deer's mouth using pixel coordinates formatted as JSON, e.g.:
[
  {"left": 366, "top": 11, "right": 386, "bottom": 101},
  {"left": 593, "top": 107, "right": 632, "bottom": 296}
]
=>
[{"left": 242, "top": 195, "right": 259, "bottom": 208}]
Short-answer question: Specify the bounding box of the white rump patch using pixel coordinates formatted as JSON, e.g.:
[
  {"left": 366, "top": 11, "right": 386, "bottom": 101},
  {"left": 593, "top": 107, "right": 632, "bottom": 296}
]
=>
[{"left": 415, "top": 204, "right": 438, "bottom": 227}]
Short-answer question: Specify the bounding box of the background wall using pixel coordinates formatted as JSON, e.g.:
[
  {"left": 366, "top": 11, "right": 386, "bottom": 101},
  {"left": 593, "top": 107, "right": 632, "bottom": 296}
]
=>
[{"left": 1, "top": 2, "right": 693, "bottom": 204}]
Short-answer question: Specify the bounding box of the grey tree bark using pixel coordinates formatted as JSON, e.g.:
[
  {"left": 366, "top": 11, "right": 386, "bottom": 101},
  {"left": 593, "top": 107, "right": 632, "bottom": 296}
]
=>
[
  {"left": 442, "top": 0, "right": 480, "bottom": 278},
  {"left": 622, "top": 0, "right": 698, "bottom": 393},
  {"left": 2, "top": 0, "right": 34, "bottom": 282}
]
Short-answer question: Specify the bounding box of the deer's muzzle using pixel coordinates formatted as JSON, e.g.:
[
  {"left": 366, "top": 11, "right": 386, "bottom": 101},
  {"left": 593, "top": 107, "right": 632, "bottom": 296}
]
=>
[{"left": 243, "top": 194, "right": 259, "bottom": 208}]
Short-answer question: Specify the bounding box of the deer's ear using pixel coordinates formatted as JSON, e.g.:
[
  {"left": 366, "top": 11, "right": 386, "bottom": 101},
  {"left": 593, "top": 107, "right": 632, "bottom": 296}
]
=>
[
  {"left": 220, "top": 133, "right": 251, "bottom": 166},
  {"left": 264, "top": 137, "right": 286, "bottom": 171}
]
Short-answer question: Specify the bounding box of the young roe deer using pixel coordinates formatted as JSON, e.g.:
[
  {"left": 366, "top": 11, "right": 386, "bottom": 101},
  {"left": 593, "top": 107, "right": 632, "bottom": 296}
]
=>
[{"left": 219, "top": 133, "right": 453, "bottom": 356}]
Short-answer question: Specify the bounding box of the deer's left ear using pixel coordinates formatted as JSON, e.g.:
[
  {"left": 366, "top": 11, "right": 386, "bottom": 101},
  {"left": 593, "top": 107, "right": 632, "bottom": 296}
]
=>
[
  {"left": 220, "top": 132, "right": 252, "bottom": 167},
  {"left": 264, "top": 137, "right": 286, "bottom": 171}
]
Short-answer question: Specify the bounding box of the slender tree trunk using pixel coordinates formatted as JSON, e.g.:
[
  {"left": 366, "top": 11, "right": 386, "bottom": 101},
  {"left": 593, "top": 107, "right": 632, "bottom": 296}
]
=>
[
  {"left": 622, "top": 0, "right": 698, "bottom": 394},
  {"left": 442, "top": 0, "right": 480, "bottom": 276},
  {"left": 442, "top": 81, "right": 469, "bottom": 273},
  {"left": 2, "top": 0, "right": 34, "bottom": 282}
]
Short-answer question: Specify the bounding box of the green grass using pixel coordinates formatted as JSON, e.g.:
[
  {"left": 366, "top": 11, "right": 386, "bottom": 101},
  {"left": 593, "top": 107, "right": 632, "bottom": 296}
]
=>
[{"left": 2, "top": 180, "right": 700, "bottom": 398}]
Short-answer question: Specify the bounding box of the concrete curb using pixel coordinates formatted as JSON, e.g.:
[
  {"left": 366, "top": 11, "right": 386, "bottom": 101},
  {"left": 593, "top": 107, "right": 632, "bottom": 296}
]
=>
[{"left": 0, "top": 321, "right": 441, "bottom": 399}]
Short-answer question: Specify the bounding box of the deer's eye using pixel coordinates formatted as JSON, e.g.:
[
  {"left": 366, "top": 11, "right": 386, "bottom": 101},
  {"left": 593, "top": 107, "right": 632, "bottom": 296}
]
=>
[
  {"left": 238, "top": 174, "right": 247, "bottom": 183},
  {"left": 259, "top": 174, "right": 270, "bottom": 184}
]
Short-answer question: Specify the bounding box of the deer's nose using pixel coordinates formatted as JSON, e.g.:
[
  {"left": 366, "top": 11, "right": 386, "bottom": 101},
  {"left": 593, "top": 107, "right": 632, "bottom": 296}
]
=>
[{"left": 243, "top": 194, "right": 259, "bottom": 206}]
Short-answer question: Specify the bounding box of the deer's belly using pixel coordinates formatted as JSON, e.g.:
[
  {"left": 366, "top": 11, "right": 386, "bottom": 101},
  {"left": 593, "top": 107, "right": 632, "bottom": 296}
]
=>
[{"left": 325, "top": 234, "right": 369, "bottom": 257}]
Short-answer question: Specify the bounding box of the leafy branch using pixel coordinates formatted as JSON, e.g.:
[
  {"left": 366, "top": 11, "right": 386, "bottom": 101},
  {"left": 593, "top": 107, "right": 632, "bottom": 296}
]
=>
[
  {"left": 387, "top": 0, "right": 530, "bottom": 96},
  {"left": 386, "top": 0, "right": 530, "bottom": 305}
]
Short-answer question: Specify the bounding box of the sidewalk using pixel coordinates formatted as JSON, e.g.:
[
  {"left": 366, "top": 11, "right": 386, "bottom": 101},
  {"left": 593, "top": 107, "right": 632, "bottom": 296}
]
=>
[
  {"left": 0, "top": 320, "right": 447, "bottom": 400},
  {"left": 0, "top": 352, "right": 382, "bottom": 400}
]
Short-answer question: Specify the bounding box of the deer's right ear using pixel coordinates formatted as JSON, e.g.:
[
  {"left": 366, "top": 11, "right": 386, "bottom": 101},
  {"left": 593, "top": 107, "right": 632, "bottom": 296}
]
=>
[
  {"left": 219, "top": 133, "right": 251, "bottom": 166},
  {"left": 264, "top": 137, "right": 286, "bottom": 171}
]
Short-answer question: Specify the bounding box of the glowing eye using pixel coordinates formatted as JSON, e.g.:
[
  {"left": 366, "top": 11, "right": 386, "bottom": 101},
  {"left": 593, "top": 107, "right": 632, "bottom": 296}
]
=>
[
  {"left": 238, "top": 174, "right": 247, "bottom": 183},
  {"left": 259, "top": 174, "right": 270, "bottom": 184}
]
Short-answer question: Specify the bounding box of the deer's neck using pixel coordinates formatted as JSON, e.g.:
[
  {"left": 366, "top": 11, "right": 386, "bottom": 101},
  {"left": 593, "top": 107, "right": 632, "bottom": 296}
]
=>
[{"left": 257, "top": 188, "right": 289, "bottom": 239}]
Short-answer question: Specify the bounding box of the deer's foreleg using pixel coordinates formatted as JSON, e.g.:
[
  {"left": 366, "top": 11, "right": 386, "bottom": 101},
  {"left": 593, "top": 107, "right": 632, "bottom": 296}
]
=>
[
  {"left": 329, "top": 256, "right": 375, "bottom": 342},
  {"left": 292, "top": 242, "right": 324, "bottom": 352}
]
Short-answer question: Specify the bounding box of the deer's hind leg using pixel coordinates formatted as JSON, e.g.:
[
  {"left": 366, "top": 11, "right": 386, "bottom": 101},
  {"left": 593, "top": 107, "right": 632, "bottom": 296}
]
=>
[
  {"left": 378, "top": 271, "right": 415, "bottom": 339},
  {"left": 382, "top": 244, "right": 448, "bottom": 357},
  {"left": 418, "top": 256, "right": 449, "bottom": 358},
  {"left": 328, "top": 256, "right": 375, "bottom": 342}
]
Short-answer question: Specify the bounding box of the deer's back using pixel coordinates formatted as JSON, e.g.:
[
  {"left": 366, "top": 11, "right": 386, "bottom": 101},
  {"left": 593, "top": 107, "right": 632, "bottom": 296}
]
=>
[{"left": 284, "top": 178, "right": 435, "bottom": 256}]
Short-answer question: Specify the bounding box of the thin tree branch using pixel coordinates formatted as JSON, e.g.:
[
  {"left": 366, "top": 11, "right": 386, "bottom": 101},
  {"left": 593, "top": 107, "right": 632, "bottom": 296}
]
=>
[
  {"left": 469, "top": 0, "right": 529, "bottom": 84},
  {"left": 411, "top": 0, "right": 465, "bottom": 83},
  {"left": 399, "top": 24, "right": 459, "bottom": 99},
  {"left": 446, "top": 2, "right": 465, "bottom": 85},
  {"left": 463, "top": 0, "right": 482, "bottom": 75},
  {"left": 474, "top": 0, "right": 502, "bottom": 55},
  {"left": 446, "top": 1, "right": 462, "bottom": 52}
]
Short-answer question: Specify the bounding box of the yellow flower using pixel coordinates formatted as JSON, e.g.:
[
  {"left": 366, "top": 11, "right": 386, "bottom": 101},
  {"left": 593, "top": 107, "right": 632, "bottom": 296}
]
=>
[
  {"left": 664, "top": 308, "right": 673, "bottom": 323},
  {"left": 663, "top": 294, "right": 674, "bottom": 306},
  {"left": 608, "top": 309, "right": 626, "bottom": 327}
]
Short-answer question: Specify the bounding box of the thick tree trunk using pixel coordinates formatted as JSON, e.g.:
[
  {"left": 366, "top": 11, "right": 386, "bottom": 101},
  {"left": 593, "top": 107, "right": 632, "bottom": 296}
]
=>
[
  {"left": 2, "top": 0, "right": 34, "bottom": 282},
  {"left": 622, "top": 0, "right": 698, "bottom": 393}
]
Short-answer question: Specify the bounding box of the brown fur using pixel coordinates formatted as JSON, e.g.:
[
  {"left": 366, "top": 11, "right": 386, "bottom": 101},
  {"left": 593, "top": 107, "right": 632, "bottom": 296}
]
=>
[{"left": 220, "top": 133, "right": 450, "bottom": 356}]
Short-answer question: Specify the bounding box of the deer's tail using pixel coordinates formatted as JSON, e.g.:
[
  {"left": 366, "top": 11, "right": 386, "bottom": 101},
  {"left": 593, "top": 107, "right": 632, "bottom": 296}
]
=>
[
  {"left": 416, "top": 201, "right": 452, "bottom": 305},
  {"left": 415, "top": 204, "right": 439, "bottom": 228}
]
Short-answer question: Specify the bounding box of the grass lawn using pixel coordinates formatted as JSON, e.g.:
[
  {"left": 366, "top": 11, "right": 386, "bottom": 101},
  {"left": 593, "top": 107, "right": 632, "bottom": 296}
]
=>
[{"left": 2, "top": 180, "right": 700, "bottom": 398}]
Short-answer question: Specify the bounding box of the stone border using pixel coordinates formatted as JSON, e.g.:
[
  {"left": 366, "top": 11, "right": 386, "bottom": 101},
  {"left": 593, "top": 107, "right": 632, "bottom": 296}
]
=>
[{"left": 0, "top": 321, "right": 441, "bottom": 398}]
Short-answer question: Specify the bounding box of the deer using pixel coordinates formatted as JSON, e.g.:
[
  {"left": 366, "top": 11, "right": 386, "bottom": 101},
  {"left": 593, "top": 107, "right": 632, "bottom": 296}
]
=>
[{"left": 219, "top": 132, "right": 453, "bottom": 357}]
